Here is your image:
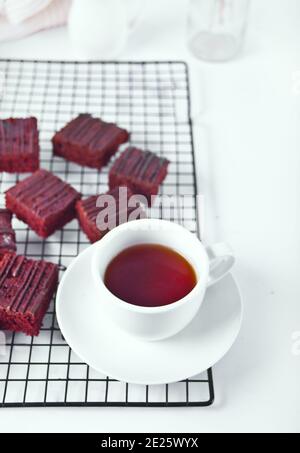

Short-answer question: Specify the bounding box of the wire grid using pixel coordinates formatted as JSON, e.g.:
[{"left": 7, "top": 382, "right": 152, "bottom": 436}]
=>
[{"left": 0, "top": 60, "right": 214, "bottom": 407}]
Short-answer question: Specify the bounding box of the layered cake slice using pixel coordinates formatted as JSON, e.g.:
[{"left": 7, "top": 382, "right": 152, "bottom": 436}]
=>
[
  {"left": 109, "top": 147, "right": 170, "bottom": 204},
  {"left": 76, "top": 187, "right": 146, "bottom": 243},
  {"left": 6, "top": 169, "right": 81, "bottom": 238},
  {"left": 0, "top": 117, "right": 39, "bottom": 172},
  {"left": 52, "top": 114, "right": 129, "bottom": 169},
  {"left": 0, "top": 254, "right": 58, "bottom": 336},
  {"left": 0, "top": 209, "right": 16, "bottom": 256}
]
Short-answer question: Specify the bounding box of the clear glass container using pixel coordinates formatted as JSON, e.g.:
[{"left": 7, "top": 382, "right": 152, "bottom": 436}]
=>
[{"left": 187, "top": 0, "right": 250, "bottom": 62}]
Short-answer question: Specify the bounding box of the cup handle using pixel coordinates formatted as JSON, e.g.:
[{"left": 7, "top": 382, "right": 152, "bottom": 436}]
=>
[{"left": 206, "top": 243, "right": 235, "bottom": 287}]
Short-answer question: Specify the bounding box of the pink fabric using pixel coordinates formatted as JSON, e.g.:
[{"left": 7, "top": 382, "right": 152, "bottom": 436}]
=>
[{"left": 0, "top": 0, "right": 71, "bottom": 42}]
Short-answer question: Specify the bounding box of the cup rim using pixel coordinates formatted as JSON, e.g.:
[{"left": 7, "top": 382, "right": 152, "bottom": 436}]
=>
[{"left": 91, "top": 219, "right": 209, "bottom": 314}]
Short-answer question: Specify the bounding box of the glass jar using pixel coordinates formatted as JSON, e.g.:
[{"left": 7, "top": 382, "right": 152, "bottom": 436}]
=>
[{"left": 187, "top": 0, "right": 250, "bottom": 62}]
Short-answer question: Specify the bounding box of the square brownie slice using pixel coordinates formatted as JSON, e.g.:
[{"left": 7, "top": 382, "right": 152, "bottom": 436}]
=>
[
  {"left": 6, "top": 169, "right": 81, "bottom": 238},
  {"left": 109, "top": 147, "right": 170, "bottom": 205},
  {"left": 0, "top": 254, "right": 58, "bottom": 336},
  {"left": 52, "top": 114, "right": 129, "bottom": 169},
  {"left": 0, "top": 209, "right": 16, "bottom": 256},
  {"left": 76, "top": 187, "right": 146, "bottom": 243},
  {"left": 0, "top": 117, "right": 39, "bottom": 173}
]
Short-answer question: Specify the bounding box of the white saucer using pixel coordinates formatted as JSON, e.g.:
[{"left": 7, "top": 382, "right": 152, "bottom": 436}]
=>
[{"left": 56, "top": 243, "right": 243, "bottom": 385}]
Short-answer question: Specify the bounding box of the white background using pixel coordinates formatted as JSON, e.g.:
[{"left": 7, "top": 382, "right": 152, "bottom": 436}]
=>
[{"left": 0, "top": 0, "right": 299, "bottom": 433}]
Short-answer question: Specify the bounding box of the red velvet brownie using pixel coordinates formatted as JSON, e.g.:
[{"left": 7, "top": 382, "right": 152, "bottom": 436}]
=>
[
  {"left": 109, "top": 147, "right": 170, "bottom": 204},
  {"left": 0, "top": 254, "right": 58, "bottom": 336},
  {"left": 52, "top": 114, "right": 129, "bottom": 169},
  {"left": 0, "top": 117, "right": 39, "bottom": 172},
  {"left": 0, "top": 209, "right": 16, "bottom": 256},
  {"left": 6, "top": 169, "right": 81, "bottom": 238},
  {"left": 76, "top": 187, "right": 146, "bottom": 243}
]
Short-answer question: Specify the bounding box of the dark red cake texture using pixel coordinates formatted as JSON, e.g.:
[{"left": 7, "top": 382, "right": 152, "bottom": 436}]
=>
[
  {"left": 0, "top": 117, "right": 39, "bottom": 173},
  {"left": 5, "top": 169, "right": 81, "bottom": 238},
  {"left": 52, "top": 114, "right": 129, "bottom": 169},
  {"left": 76, "top": 187, "right": 146, "bottom": 243},
  {"left": 0, "top": 209, "right": 16, "bottom": 256},
  {"left": 0, "top": 254, "right": 58, "bottom": 336},
  {"left": 109, "top": 147, "right": 170, "bottom": 205}
]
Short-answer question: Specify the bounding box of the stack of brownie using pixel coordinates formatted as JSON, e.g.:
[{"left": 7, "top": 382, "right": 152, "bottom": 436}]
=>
[
  {"left": 0, "top": 113, "right": 170, "bottom": 336},
  {"left": 0, "top": 254, "right": 58, "bottom": 336},
  {"left": 52, "top": 114, "right": 129, "bottom": 169},
  {"left": 0, "top": 117, "right": 39, "bottom": 173},
  {"left": 76, "top": 187, "right": 147, "bottom": 243}
]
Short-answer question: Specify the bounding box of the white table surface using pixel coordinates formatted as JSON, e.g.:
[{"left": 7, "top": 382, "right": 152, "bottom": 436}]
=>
[{"left": 0, "top": 0, "right": 299, "bottom": 434}]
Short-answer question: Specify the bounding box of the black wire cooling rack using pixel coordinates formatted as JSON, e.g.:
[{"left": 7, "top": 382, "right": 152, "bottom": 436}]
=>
[{"left": 0, "top": 59, "right": 214, "bottom": 408}]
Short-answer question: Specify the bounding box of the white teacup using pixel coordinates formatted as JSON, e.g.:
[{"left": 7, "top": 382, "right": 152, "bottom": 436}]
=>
[
  {"left": 68, "top": 0, "right": 143, "bottom": 59},
  {"left": 91, "top": 219, "right": 235, "bottom": 341}
]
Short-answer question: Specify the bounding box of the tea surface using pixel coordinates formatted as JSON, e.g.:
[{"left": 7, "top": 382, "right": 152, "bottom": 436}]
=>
[{"left": 104, "top": 244, "right": 197, "bottom": 307}]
